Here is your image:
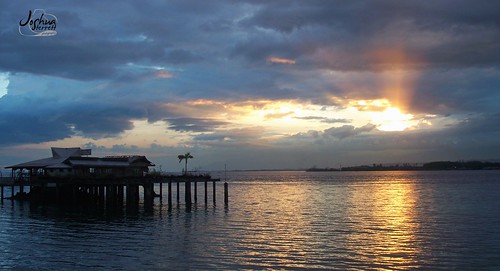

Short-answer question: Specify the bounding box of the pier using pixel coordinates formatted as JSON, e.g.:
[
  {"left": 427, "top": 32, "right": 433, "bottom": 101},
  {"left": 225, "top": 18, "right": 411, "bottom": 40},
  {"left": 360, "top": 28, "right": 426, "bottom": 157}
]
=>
[
  {"left": 0, "top": 175, "right": 228, "bottom": 210},
  {"left": 1, "top": 147, "right": 228, "bottom": 211}
]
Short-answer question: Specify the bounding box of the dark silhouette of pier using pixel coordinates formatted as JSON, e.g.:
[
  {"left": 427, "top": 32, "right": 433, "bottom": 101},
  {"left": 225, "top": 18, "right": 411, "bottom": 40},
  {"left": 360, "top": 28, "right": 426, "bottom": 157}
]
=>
[
  {"left": 0, "top": 175, "right": 228, "bottom": 211},
  {"left": 1, "top": 147, "right": 228, "bottom": 211}
]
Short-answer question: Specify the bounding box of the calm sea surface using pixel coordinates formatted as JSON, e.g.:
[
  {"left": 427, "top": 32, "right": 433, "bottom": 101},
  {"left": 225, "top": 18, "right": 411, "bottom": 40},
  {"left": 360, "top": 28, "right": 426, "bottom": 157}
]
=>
[{"left": 1, "top": 170, "right": 500, "bottom": 270}]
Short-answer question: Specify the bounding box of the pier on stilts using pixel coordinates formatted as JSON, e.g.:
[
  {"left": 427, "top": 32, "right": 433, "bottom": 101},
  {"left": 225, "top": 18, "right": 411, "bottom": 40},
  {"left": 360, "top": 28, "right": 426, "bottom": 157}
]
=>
[
  {"left": 0, "top": 175, "right": 227, "bottom": 210},
  {"left": 1, "top": 147, "right": 228, "bottom": 211}
]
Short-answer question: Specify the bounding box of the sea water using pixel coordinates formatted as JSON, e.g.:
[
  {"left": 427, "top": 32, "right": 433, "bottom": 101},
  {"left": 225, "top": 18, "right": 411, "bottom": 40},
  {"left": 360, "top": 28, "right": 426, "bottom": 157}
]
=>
[{"left": 1, "top": 170, "right": 499, "bottom": 270}]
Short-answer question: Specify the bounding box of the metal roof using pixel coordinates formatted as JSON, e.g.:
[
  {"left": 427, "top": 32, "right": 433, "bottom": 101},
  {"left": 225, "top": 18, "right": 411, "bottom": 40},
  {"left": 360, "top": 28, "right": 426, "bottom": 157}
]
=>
[
  {"left": 5, "top": 147, "right": 154, "bottom": 169},
  {"left": 6, "top": 157, "right": 68, "bottom": 169}
]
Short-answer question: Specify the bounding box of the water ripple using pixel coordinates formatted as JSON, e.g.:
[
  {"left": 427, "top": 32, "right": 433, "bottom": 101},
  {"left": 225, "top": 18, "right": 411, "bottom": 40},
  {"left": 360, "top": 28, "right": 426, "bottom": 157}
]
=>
[{"left": 1, "top": 171, "right": 500, "bottom": 270}]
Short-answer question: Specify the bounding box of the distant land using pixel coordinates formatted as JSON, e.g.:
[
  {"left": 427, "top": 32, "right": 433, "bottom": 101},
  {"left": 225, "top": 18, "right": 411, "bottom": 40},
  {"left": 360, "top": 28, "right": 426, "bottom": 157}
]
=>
[{"left": 306, "top": 161, "right": 500, "bottom": 172}]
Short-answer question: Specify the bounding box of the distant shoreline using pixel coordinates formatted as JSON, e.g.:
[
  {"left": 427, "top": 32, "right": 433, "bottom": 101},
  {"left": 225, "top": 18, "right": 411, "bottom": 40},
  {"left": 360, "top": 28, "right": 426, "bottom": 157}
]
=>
[
  {"left": 220, "top": 161, "right": 500, "bottom": 172},
  {"left": 307, "top": 161, "right": 500, "bottom": 172}
]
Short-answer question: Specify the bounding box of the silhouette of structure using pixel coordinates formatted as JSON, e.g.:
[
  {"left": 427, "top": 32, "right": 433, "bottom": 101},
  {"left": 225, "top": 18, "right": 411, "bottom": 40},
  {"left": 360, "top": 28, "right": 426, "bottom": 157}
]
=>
[{"left": 0, "top": 147, "right": 225, "bottom": 210}]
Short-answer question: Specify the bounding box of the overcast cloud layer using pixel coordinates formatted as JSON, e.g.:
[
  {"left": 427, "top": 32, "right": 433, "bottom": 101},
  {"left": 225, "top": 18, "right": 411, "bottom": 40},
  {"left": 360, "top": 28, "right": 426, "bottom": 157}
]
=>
[{"left": 1, "top": 0, "right": 500, "bottom": 170}]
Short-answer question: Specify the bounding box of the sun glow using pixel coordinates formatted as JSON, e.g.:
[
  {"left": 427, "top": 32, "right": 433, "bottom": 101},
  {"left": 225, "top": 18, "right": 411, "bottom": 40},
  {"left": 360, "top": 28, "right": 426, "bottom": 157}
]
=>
[{"left": 371, "top": 107, "right": 414, "bottom": 131}]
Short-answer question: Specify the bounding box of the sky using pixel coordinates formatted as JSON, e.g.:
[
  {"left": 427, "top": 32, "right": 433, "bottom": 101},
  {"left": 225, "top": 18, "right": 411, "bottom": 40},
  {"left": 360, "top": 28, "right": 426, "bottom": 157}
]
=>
[{"left": 1, "top": 0, "right": 500, "bottom": 171}]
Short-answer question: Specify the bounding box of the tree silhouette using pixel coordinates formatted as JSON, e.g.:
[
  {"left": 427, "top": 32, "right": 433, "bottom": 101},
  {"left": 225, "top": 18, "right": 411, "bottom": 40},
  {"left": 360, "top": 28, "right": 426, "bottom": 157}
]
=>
[{"left": 178, "top": 152, "right": 194, "bottom": 175}]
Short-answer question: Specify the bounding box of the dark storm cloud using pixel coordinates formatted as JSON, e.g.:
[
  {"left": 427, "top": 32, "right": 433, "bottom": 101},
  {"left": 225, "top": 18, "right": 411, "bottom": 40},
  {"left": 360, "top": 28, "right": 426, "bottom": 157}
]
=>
[
  {"left": 0, "top": 0, "right": 499, "bottom": 167},
  {"left": 164, "top": 49, "right": 203, "bottom": 64},
  {"left": 242, "top": 0, "right": 500, "bottom": 33},
  {"left": 2, "top": 1, "right": 499, "bottom": 83},
  {"left": 61, "top": 104, "right": 145, "bottom": 138},
  {"left": 236, "top": 0, "right": 500, "bottom": 70},
  {"left": 165, "top": 118, "right": 229, "bottom": 132},
  {"left": 409, "top": 68, "right": 500, "bottom": 114},
  {"left": 0, "top": 95, "right": 146, "bottom": 145},
  {"left": 447, "top": 113, "right": 500, "bottom": 137},
  {"left": 193, "top": 127, "right": 265, "bottom": 142},
  {"left": 0, "top": 0, "right": 235, "bottom": 81},
  {"left": 0, "top": 32, "right": 169, "bottom": 81},
  {"left": 0, "top": 113, "right": 70, "bottom": 145}
]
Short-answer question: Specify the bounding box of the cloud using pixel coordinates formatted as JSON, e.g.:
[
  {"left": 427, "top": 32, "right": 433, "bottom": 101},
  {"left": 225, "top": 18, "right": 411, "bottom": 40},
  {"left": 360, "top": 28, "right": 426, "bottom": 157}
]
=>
[
  {"left": 193, "top": 126, "right": 265, "bottom": 141},
  {"left": 267, "top": 57, "right": 296, "bottom": 65},
  {"left": 287, "top": 123, "right": 377, "bottom": 143},
  {"left": 164, "top": 49, "right": 203, "bottom": 64},
  {"left": 165, "top": 118, "right": 229, "bottom": 132},
  {"left": 323, "top": 124, "right": 377, "bottom": 140},
  {"left": 236, "top": 1, "right": 500, "bottom": 71},
  {"left": 0, "top": 1, "right": 500, "bottom": 169},
  {"left": 294, "top": 116, "right": 351, "bottom": 124},
  {"left": 154, "top": 71, "right": 175, "bottom": 79}
]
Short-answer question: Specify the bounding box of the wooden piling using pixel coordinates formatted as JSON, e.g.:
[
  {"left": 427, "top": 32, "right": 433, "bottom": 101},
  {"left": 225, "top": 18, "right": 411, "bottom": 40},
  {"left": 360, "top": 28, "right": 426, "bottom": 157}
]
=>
[
  {"left": 159, "top": 182, "right": 163, "bottom": 200},
  {"left": 126, "top": 183, "right": 130, "bottom": 204},
  {"left": 167, "top": 181, "right": 172, "bottom": 210},
  {"left": 117, "top": 185, "right": 124, "bottom": 204},
  {"left": 144, "top": 183, "right": 154, "bottom": 207},
  {"left": 224, "top": 182, "right": 228, "bottom": 205},
  {"left": 213, "top": 180, "right": 216, "bottom": 205},
  {"left": 134, "top": 184, "right": 140, "bottom": 203},
  {"left": 127, "top": 184, "right": 139, "bottom": 206},
  {"left": 176, "top": 181, "right": 180, "bottom": 203},
  {"left": 185, "top": 181, "right": 192, "bottom": 209},
  {"left": 98, "top": 185, "right": 105, "bottom": 205},
  {"left": 2, "top": 175, "right": 222, "bottom": 211},
  {"left": 194, "top": 181, "right": 197, "bottom": 203},
  {"left": 106, "top": 185, "right": 112, "bottom": 204},
  {"left": 204, "top": 180, "right": 208, "bottom": 205}
]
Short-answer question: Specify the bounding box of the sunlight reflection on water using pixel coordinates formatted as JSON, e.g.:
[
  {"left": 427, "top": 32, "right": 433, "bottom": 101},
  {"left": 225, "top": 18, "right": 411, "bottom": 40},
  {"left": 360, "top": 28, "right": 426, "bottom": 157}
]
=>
[{"left": 1, "top": 171, "right": 500, "bottom": 270}]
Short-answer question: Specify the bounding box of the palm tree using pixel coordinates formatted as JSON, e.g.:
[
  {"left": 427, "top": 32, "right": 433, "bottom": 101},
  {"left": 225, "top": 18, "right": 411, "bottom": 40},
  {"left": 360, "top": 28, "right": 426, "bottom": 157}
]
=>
[{"left": 178, "top": 152, "right": 194, "bottom": 175}]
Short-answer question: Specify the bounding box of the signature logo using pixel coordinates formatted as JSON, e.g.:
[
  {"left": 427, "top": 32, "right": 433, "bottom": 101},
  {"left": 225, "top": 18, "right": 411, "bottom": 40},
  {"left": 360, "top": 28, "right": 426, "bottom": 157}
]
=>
[{"left": 19, "top": 9, "right": 57, "bottom": 37}]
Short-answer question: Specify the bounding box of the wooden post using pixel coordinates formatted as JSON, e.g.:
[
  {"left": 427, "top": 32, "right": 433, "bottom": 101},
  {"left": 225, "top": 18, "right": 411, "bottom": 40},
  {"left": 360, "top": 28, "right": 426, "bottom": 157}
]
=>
[
  {"left": 185, "top": 181, "right": 192, "bottom": 209},
  {"left": 194, "top": 181, "right": 197, "bottom": 203},
  {"left": 134, "top": 184, "right": 140, "bottom": 203},
  {"left": 159, "top": 182, "right": 163, "bottom": 200},
  {"left": 111, "top": 185, "right": 118, "bottom": 206},
  {"left": 144, "top": 183, "right": 154, "bottom": 208},
  {"left": 1, "top": 185, "right": 3, "bottom": 203},
  {"left": 11, "top": 183, "right": 15, "bottom": 199},
  {"left": 213, "top": 180, "right": 216, "bottom": 205},
  {"left": 167, "top": 181, "right": 172, "bottom": 210},
  {"left": 204, "top": 180, "right": 208, "bottom": 205},
  {"left": 126, "top": 183, "right": 131, "bottom": 204},
  {"left": 107, "top": 185, "right": 114, "bottom": 205},
  {"left": 117, "top": 185, "right": 124, "bottom": 205},
  {"left": 99, "top": 185, "right": 105, "bottom": 205},
  {"left": 224, "top": 182, "right": 228, "bottom": 206},
  {"left": 176, "top": 181, "right": 180, "bottom": 203}
]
